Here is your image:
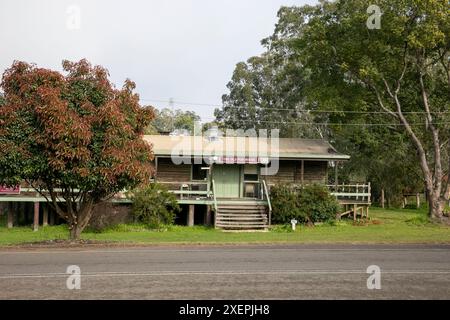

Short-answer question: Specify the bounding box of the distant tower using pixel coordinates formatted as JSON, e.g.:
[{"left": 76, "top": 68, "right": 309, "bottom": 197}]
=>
[{"left": 169, "top": 97, "right": 174, "bottom": 131}]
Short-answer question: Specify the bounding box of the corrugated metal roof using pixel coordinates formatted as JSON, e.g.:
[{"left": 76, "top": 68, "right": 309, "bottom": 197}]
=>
[{"left": 143, "top": 135, "right": 350, "bottom": 160}]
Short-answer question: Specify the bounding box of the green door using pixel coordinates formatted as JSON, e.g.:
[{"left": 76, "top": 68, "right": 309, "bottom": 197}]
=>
[{"left": 213, "top": 165, "right": 241, "bottom": 198}]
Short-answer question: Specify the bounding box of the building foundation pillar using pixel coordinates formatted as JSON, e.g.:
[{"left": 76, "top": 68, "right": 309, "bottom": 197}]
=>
[
  {"left": 187, "top": 205, "right": 195, "bottom": 227},
  {"left": 33, "top": 202, "right": 39, "bottom": 231},
  {"left": 205, "top": 205, "right": 212, "bottom": 226},
  {"left": 43, "top": 204, "right": 48, "bottom": 227}
]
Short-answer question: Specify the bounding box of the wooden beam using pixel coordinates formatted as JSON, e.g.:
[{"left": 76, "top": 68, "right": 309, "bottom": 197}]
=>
[
  {"left": 154, "top": 156, "right": 158, "bottom": 182},
  {"left": 33, "top": 202, "right": 39, "bottom": 231},
  {"left": 13, "top": 202, "right": 19, "bottom": 226},
  {"left": 334, "top": 161, "right": 338, "bottom": 187},
  {"left": 205, "top": 205, "right": 212, "bottom": 226},
  {"left": 188, "top": 205, "right": 195, "bottom": 227},
  {"left": 353, "top": 204, "right": 357, "bottom": 221},
  {"left": 301, "top": 160, "right": 304, "bottom": 185},
  {"left": 7, "top": 203, "right": 13, "bottom": 229},
  {"left": 381, "top": 188, "right": 385, "bottom": 208},
  {"left": 416, "top": 193, "right": 420, "bottom": 209},
  {"left": 49, "top": 210, "right": 55, "bottom": 225},
  {"left": 42, "top": 204, "right": 48, "bottom": 227}
]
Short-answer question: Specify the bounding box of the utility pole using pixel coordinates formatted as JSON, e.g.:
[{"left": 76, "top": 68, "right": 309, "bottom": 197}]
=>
[{"left": 169, "top": 97, "right": 174, "bottom": 133}]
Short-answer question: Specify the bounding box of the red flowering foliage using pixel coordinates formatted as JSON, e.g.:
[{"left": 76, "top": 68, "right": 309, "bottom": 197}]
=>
[{"left": 0, "top": 59, "right": 155, "bottom": 239}]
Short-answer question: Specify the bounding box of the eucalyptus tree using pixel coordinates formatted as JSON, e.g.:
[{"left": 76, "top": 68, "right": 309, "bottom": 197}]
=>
[{"left": 288, "top": 0, "right": 449, "bottom": 219}]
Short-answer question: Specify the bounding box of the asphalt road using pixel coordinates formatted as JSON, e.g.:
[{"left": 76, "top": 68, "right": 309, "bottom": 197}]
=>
[{"left": 0, "top": 244, "right": 449, "bottom": 299}]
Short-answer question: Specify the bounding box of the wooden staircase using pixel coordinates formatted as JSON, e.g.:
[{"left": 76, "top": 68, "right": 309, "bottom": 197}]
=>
[{"left": 215, "top": 201, "right": 269, "bottom": 231}]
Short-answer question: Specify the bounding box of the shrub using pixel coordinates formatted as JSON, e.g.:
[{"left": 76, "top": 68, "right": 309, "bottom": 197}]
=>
[
  {"left": 271, "top": 184, "right": 340, "bottom": 225},
  {"left": 130, "top": 183, "right": 180, "bottom": 229},
  {"left": 270, "top": 184, "right": 304, "bottom": 223}
]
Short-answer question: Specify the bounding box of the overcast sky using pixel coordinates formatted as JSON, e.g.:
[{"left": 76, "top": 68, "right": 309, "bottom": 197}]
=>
[{"left": 0, "top": 0, "right": 316, "bottom": 121}]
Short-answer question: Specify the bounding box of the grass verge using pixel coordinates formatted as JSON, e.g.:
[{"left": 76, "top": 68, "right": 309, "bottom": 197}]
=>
[{"left": 0, "top": 207, "right": 449, "bottom": 246}]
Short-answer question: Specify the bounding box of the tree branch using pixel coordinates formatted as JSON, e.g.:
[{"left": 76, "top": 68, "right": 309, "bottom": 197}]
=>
[{"left": 419, "top": 72, "right": 442, "bottom": 194}]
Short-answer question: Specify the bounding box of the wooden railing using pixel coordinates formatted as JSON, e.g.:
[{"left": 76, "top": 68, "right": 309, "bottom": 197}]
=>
[
  {"left": 265, "top": 182, "right": 372, "bottom": 205},
  {"left": 156, "top": 181, "right": 211, "bottom": 199},
  {"left": 262, "top": 180, "right": 272, "bottom": 226},
  {"left": 326, "top": 183, "right": 371, "bottom": 204},
  {"left": 0, "top": 187, "right": 131, "bottom": 203},
  {"left": 211, "top": 179, "right": 218, "bottom": 228}
]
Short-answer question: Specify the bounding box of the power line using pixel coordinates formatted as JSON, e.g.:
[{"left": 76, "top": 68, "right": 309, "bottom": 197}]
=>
[
  {"left": 141, "top": 97, "right": 450, "bottom": 114},
  {"left": 198, "top": 117, "right": 450, "bottom": 126},
  {"left": 141, "top": 98, "right": 221, "bottom": 107},
  {"left": 171, "top": 117, "right": 450, "bottom": 126}
]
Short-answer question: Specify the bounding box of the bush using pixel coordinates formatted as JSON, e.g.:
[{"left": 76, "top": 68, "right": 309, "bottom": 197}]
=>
[
  {"left": 130, "top": 183, "right": 180, "bottom": 229},
  {"left": 271, "top": 184, "right": 340, "bottom": 225},
  {"left": 270, "top": 184, "right": 303, "bottom": 223}
]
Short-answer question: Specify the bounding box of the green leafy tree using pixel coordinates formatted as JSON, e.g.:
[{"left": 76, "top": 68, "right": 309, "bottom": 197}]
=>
[
  {"left": 287, "top": 0, "right": 449, "bottom": 219},
  {"left": 0, "top": 59, "right": 155, "bottom": 239},
  {"left": 217, "top": 1, "right": 449, "bottom": 219},
  {"left": 215, "top": 52, "right": 323, "bottom": 138},
  {"left": 261, "top": 4, "right": 429, "bottom": 207},
  {"left": 148, "top": 108, "right": 201, "bottom": 134}
]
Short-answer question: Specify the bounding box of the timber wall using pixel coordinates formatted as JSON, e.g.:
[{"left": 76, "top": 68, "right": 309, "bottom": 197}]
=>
[
  {"left": 155, "top": 157, "right": 191, "bottom": 184},
  {"left": 265, "top": 160, "right": 327, "bottom": 185}
]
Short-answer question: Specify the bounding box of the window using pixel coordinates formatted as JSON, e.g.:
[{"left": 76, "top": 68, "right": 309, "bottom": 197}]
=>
[
  {"left": 192, "top": 162, "right": 208, "bottom": 180},
  {"left": 243, "top": 164, "right": 258, "bottom": 182}
]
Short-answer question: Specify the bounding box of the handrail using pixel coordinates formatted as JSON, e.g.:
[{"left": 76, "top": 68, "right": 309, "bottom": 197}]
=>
[
  {"left": 326, "top": 184, "right": 370, "bottom": 188},
  {"left": 326, "top": 183, "right": 371, "bottom": 204},
  {"left": 262, "top": 179, "right": 272, "bottom": 227},
  {"left": 158, "top": 181, "right": 208, "bottom": 186},
  {"left": 20, "top": 188, "right": 81, "bottom": 193},
  {"left": 211, "top": 179, "right": 218, "bottom": 228}
]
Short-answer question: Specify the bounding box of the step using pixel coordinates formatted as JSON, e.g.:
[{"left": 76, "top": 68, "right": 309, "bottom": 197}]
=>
[
  {"left": 216, "top": 224, "right": 268, "bottom": 228},
  {"left": 218, "top": 206, "right": 266, "bottom": 209},
  {"left": 217, "top": 209, "right": 267, "bottom": 212},
  {"left": 216, "top": 214, "right": 267, "bottom": 217},
  {"left": 217, "top": 202, "right": 267, "bottom": 208},
  {"left": 218, "top": 210, "right": 266, "bottom": 214},
  {"left": 216, "top": 215, "right": 267, "bottom": 219},
  {"left": 216, "top": 217, "right": 267, "bottom": 221},
  {"left": 216, "top": 221, "right": 269, "bottom": 226},
  {"left": 216, "top": 223, "right": 268, "bottom": 227}
]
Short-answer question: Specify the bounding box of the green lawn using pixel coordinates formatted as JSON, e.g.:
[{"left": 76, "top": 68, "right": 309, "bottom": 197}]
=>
[{"left": 0, "top": 207, "right": 449, "bottom": 246}]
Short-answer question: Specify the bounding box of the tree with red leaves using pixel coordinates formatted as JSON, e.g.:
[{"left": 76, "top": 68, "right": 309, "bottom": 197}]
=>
[{"left": 0, "top": 59, "right": 155, "bottom": 239}]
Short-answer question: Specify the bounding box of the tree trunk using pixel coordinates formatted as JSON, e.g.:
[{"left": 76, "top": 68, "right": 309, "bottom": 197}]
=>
[
  {"left": 67, "top": 202, "right": 95, "bottom": 241},
  {"left": 69, "top": 226, "right": 82, "bottom": 241},
  {"left": 428, "top": 193, "right": 444, "bottom": 221}
]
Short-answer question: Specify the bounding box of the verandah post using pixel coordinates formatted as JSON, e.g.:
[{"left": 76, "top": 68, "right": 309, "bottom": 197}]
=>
[
  {"left": 49, "top": 209, "right": 55, "bottom": 225},
  {"left": 7, "top": 202, "right": 13, "bottom": 228},
  {"left": 301, "top": 160, "right": 305, "bottom": 185},
  {"left": 42, "top": 204, "right": 48, "bottom": 227},
  {"left": 334, "top": 161, "right": 338, "bottom": 188},
  {"left": 33, "top": 202, "right": 39, "bottom": 231},
  {"left": 205, "top": 205, "right": 212, "bottom": 226},
  {"left": 188, "top": 204, "right": 195, "bottom": 226}
]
